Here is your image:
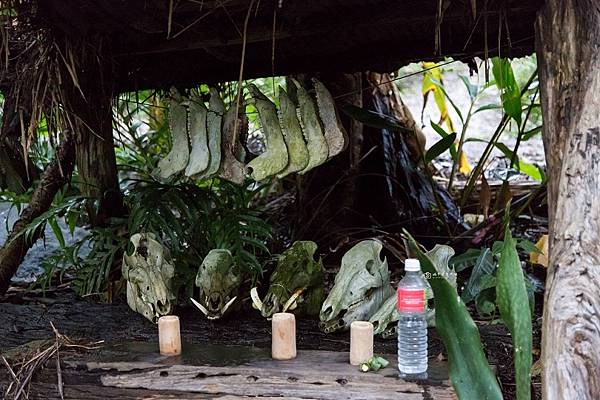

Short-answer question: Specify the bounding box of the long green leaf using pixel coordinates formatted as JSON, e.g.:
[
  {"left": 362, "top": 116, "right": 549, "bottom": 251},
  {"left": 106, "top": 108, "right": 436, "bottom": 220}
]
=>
[
  {"left": 492, "top": 58, "right": 522, "bottom": 126},
  {"left": 341, "top": 104, "right": 409, "bottom": 132},
  {"left": 405, "top": 231, "right": 502, "bottom": 400},
  {"left": 496, "top": 216, "right": 532, "bottom": 400},
  {"left": 425, "top": 132, "right": 457, "bottom": 163},
  {"left": 430, "top": 121, "right": 458, "bottom": 160}
]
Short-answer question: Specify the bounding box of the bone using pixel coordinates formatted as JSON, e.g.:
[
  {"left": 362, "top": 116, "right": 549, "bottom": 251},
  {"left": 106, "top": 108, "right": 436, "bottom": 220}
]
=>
[
  {"left": 246, "top": 84, "right": 289, "bottom": 180},
  {"left": 158, "top": 315, "right": 182, "bottom": 356},
  {"left": 198, "top": 88, "right": 225, "bottom": 179},
  {"left": 156, "top": 88, "right": 190, "bottom": 179},
  {"left": 122, "top": 233, "right": 176, "bottom": 322},
  {"left": 312, "top": 78, "right": 348, "bottom": 158},
  {"left": 193, "top": 249, "right": 242, "bottom": 320},
  {"left": 217, "top": 103, "right": 247, "bottom": 184},
  {"left": 271, "top": 313, "right": 296, "bottom": 360},
  {"left": 350, "top": 321, "right": 374, "bottom": 365},
  {"left": 184, "top": 92, "right": 210, "bottom": 177},
  {"left": 276, "top": 86, "right": 310, "bottom": 178},
  {"left": 291, "top": 78, "right": 329, "bottom": 174},
  {"left": 250, "top": 287, "right": 263, "bottom": 310}
]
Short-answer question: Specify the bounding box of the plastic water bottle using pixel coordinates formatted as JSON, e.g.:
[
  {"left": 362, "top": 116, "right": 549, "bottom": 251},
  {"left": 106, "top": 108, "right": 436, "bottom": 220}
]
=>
[{"left": 397, "top": 258, "right": 428, "bottom": 377}]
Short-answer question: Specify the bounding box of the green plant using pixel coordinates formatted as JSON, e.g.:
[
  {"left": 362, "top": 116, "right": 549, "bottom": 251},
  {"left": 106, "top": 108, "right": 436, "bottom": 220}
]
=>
[
  {"left": 404, "top": 231, "right": 503, "bottom": 400},
  {"left": 496, "top": 211, "right": 532, "bottom": 400},
  {"left": 451, "top": 238, "right": 542, "bottom": 318}
]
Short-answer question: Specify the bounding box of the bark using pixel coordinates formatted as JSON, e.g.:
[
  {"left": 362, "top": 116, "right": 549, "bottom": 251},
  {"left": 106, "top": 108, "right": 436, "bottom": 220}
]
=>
[
  {"left": 0, "top": 133, "right": 75, "bottom": 295},
  {"left": 0, "top": 90, "right": 39, "bottom": 193},
  {"left": 536, "top": 1, "right": 600, "bottom": 398},
  {"left": 294, "top": 72, "right": 364, "bottom": 243},
  {"left": 68, "top": 52, "right": 124, "bottom": 226}
]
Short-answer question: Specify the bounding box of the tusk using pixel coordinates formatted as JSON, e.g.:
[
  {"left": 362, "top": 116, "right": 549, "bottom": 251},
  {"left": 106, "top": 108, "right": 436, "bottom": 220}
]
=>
[
  {"left": 190, "top": 297, "right": 210, "bottom": 316},
  {"left": 221, "top": 296, "right": 238, "bottom": 315},
  {"left": 282, "top": 287, "right": 306, "bottom": 313},
  {"left": 250, "top": 287, "right": 263, "bottom": 310}
]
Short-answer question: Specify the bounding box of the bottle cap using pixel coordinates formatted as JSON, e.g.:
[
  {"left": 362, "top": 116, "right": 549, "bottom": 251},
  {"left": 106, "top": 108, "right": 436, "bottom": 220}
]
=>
[{"left": 404, "top": 258, "right": 421, "bottom": 272}]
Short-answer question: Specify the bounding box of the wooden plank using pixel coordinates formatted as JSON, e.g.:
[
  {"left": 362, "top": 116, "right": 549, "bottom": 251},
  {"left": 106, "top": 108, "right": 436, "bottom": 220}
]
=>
[{"left": 78, "top": 345, "right": 454, "bottom": 400}]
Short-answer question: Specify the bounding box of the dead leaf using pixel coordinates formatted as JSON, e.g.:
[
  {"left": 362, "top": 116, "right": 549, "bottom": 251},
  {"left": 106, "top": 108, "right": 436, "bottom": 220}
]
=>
[
  {"left": 480, "top": 175, "right": 491, "bottom": 218},
  {"left": 458, "top": 151, "right": 472, "bottom": 174},
  {"left": 529, "top": 234, "right": 548, "bottom": 268}
]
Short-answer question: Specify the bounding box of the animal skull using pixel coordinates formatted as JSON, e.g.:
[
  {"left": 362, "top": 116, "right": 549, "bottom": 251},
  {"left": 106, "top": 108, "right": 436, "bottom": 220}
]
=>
[
  {"left": 122, "top": 233, "right": 176, "bottom": 323},
  {"left": 190, "top": 249, "right": 242, "bottom": 320},
  {"left": 251, "top": 241, "right": 324, "bottom": 318},
  {"left": 319, "top": 240, "right": 394, "bottom": 333}
]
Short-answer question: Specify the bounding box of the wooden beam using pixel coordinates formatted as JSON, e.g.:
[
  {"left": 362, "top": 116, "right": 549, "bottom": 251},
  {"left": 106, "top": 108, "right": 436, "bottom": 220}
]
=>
[{"left": 536, "top": 0, "right": 600, "bottom": 398}]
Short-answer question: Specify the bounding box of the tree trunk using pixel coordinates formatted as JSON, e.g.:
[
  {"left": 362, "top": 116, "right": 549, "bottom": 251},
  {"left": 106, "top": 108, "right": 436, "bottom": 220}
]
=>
[
  {"left": 68, "top": 54, "right": 124, "bottom": 226},
  {"left": 0, "top": 133, "right": 75, "bottom": 295},
  {"left": 536, "top": 1, "right": 600, "bottom": 398},
  {"left": 0, "top": 90, "right": 39, "bottom": 193}
]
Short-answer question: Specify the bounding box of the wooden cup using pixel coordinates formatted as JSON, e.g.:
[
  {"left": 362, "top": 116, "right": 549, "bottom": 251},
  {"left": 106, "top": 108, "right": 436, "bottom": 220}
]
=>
[
  {"left": 158, "top": 315, "right": 182, "bottom": 356},
  {"left": 272, "top": 312, "right": 297, "bottom": 360},
  {"left": 350, "top": 321, "right": 374, "bottom": 365}
]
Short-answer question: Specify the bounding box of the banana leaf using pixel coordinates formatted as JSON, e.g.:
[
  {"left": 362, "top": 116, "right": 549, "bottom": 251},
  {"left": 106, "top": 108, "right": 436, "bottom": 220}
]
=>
[{"left": 405, "top": 231, "right": 502, "bottom": 400}]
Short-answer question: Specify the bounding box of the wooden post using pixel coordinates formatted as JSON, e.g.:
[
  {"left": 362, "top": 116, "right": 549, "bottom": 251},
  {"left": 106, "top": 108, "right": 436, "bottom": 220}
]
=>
[{"left": 536, "top": 1, "right": 600, "bottom": 398}]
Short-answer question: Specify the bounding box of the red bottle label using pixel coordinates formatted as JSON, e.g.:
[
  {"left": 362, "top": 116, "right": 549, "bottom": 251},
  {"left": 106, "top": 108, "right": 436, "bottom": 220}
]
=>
[{"left": 397, "top": 288, "right": 425, "bottom": 312}]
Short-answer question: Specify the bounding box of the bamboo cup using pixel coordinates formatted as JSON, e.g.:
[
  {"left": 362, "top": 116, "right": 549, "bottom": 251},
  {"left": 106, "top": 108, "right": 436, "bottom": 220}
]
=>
[
  {"left": 158, "top": 315, "right": 182, "bottom": 356},
  {"left": 350, "top": 321, "right": 374, "bottom": 365},
  {"left": 272, "top": 312, "right": 297, "bottom": 360}
]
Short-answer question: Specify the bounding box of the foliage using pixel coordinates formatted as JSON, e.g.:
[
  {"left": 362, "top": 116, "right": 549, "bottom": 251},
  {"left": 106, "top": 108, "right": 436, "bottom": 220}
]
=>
[
  {"left": 404, "top": 231, "right": 503, "bottom": 400},
  {"left": 451, "top": 238, "right": 542, "bottom": 318},
  {"left": 496, "top": 212, "right": 532, "bottom": 400}
]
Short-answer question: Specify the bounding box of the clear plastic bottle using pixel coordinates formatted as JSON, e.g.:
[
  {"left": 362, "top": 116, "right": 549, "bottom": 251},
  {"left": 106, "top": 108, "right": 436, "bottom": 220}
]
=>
[{"left": 397, "top": 258, "right": 428, "bottom": 377}]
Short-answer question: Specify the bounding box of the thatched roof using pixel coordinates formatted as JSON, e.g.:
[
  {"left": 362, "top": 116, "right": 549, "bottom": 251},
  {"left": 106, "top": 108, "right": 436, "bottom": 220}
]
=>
[{"left": 36, "top": 0, "right": 542, "bottom": 92}]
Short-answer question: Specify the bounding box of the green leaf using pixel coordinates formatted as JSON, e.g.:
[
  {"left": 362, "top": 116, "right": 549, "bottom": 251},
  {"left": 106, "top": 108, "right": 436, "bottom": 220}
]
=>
[
  {"left": 465, "top": 138, "right": 543, "bottom": 181},
  {"left": 67, "top": 211, "right": 78, "bottom": 236},
  {"left": 473, "top": 103, "right": 502, "bottom": 114},
  {"left": 492, "top": 57, "right": 522, "bottom": 126},
  {"left": 459, "top": 75, "right": 478, "bottom": 100},
  {"left": 405, "top": 231, "right": 502, "bottom": 400},
  {"left": 48, "top": 216, "right": 66, "bottom": 249},
  {"left": 425, "top": 132, "right": 457, "bottom": 163},
  {"left": 461, "top": 247, "right": 496, "bottom": 304},
  {"left": 496, "top": 215, "right": 532, "bottom": 400},
  {"left": 341, "top": 104, "right": 409, "bottom": 132},
  {"left": 430, "top": 121, "right": 458, "bottom": 160},
  {"left": 521, "top": 126, "right": 542, "bottom": 141}
]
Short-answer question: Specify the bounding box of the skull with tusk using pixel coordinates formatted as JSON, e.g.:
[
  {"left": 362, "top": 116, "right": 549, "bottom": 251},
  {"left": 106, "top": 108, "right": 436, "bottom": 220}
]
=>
[
  {"left": 251, "top": 241, "right": 324, "bottom": 318},
  {"left": 319, "top": 240, "right": 394, "bottom": 333},
  {"left": 190, "top": 249, "right": 243, "bottom": 320},
  {"left": 122, "top": 233, "right": 176, "bottom": 323}
]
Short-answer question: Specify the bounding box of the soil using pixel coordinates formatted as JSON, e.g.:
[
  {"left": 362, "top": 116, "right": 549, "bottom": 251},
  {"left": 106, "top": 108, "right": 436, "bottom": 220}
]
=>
[{"left": 0, "top": 285, "right": 542, "bottom": 399}]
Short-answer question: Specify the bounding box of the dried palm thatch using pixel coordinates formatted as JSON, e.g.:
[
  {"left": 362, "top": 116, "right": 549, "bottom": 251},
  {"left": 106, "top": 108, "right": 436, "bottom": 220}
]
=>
[
  {"left": 1, "top": 322, "right": 103, "bottom": 400},
  {"left": 0, "top": 0, "right": 100, "bottom": 157}
]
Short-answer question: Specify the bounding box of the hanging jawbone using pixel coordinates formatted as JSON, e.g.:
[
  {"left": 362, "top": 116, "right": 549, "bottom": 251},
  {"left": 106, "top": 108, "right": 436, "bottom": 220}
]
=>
[
  {"left": 313, "top": 78, "right": 348, "bottom": 158},
  {"left": 319, "top": 240, "right": 393, "bottom": 333},
  {"left": 217, "top": 103, "right": 247, "bottom": 184},
  {"left": 276, "top": 87, "right": 310, "bottom": 178},
  {"left": 185, "top": 92, "right": 210, "bottom": 177},
  {"left": 291, "top": 78, "right": 329, "bottom": 174},
  {"left": 122, "top": 233, "right": 176, "bottom": 323},
  {"left": 156, "top": 88, "right": 190, "bottom": 179},
  {"left": 191, "top": 249, "right": 242, "bottom": 320},
  {"left": 251, "top": 241, "right": 325, "bottom": 318},
  {"left": 245, "top": 84, "right": 289, "bottom": 180},
  {"left": 198, "top": 88, "right": 225, "bottom": 179}
]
